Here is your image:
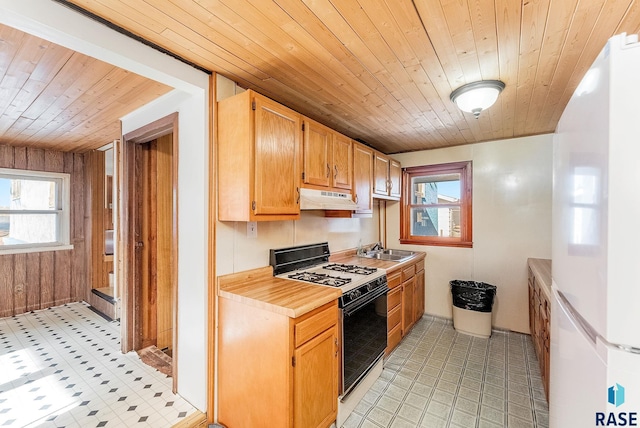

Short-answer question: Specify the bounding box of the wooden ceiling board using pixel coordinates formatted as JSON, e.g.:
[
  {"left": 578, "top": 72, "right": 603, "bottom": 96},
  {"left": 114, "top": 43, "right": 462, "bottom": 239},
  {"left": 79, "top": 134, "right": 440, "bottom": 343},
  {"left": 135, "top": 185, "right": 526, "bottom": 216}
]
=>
[
  {"left": 0, "top": 23, "right": 172, "bottom": 152},
  {"left": 8, "top": 0, "right": 640, "bottom": 154}
]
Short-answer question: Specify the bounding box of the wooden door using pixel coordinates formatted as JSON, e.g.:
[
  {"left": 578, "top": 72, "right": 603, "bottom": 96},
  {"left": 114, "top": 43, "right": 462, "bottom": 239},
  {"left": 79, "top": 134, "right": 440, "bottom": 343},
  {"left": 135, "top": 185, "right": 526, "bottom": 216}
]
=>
[
  {"left": 373, "top": 152, "right": 390, "bottom": 196},
  {"left": 293, "top": 327, "right": 338, "bottom": 428},
  {"left": 353, "top": 143, "right": 373, "bottom": 212},
  {"left": 133, "top": 135, "right": 174, "bottom": 352},
  {"left": 303, "top": 119, "right": 331, "bottom": 188},
  {"left": 332, "top": 133, "right": 352, "bottom": 190},
  {"left": 389, "top": 159, "right": 402, "bottom": 199},
  {"left": 253, "top": 94, "right": 302, "bottom": 216}
]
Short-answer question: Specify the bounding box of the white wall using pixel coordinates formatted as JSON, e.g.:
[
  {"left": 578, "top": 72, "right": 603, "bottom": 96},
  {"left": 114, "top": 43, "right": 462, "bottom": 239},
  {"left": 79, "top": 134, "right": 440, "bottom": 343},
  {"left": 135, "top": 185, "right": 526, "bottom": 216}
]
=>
[
  {"left": 121, "top": 90, "right": 209, "bottom": 410},
  {"left": 389, "top": 134, "right": 553, "bottom": 333},
  {"left": 0, "top": 0, "right": 210, "bottom": 410}
]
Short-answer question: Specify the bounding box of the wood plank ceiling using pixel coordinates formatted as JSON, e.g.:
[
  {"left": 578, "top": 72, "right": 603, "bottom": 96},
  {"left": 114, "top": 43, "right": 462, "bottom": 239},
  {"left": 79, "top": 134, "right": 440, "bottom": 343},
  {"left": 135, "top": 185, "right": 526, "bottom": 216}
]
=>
[
  {"left": 0, "top": 23, "right": 172, "bottom": 153},
  {"left": 10, "top": 1, "right": 640, "bottom": 154}
]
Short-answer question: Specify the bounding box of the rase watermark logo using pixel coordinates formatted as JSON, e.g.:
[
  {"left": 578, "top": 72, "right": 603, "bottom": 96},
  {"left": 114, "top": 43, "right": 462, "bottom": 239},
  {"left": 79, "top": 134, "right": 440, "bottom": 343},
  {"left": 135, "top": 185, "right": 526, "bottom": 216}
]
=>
[{"left": 596, "top": 383, "right": 638, "bottom": 426}]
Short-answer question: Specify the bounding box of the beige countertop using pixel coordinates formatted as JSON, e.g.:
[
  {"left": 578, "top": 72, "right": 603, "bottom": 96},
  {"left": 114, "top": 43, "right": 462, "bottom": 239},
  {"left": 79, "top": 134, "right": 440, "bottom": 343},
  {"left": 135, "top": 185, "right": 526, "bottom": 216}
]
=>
[
  {"left": 218, "top": 266, "right": 341, "bottom": 318},
  {"left": 218, "top": 251, "right": 426, "bottom": 318},
  {"left": 528, "top": 258, "right": 552, "bottom": 300}
]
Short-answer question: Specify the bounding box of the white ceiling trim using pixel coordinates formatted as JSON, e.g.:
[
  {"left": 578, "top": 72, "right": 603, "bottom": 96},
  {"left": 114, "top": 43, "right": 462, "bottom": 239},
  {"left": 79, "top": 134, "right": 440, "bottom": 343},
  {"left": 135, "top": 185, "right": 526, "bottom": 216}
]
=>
[{"left": 0, "top": 0, "right": 209, "bottom": 94}]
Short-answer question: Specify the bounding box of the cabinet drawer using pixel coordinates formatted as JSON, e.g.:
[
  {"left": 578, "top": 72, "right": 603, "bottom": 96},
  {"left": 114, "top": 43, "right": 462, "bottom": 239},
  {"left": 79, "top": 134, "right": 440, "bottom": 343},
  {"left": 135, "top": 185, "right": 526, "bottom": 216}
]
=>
[
  {"left": 387, "top": 323, "right": 402, "bottom": 355},
  {"left": 387, "top": 271, "right": 402, "bottom": 289},
  {"left": 295, "top": 305, "right": 337, "bottom": 348},
  {"left": 388, "top": 286, "right": 402, "bottom": 311},
  {"left": 415, "top": 259, "right": 425, "bottom": 273},
  {"left": 387, "top": 305, "right": 401, "bottom": 333},
  {"left": 402, "top": 264, "right": 416, "bottom": 281}
]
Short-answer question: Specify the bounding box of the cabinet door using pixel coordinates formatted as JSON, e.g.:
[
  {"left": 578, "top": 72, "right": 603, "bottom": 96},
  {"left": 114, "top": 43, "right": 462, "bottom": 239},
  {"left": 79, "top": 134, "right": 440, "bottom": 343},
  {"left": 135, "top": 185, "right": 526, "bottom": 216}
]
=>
[
  {"left": 402, "top": 277, "right": 416, "bottom": 335},
  {"left": 415, "top": 268, "right": 425, "bottom": 320},
  {"left": 353, "top": 143, "right": 373, "bottom": 212},
  {"left": 293, "top": 327, "right": 338, "bottom": 428},
  {"left": 303, "top": 119, "right": 331, "bottom": 188},
  {"left": 373, "top": 152, "right": 390, "bottom": 196},
  {"left": 332, "top": 133, "right": 352, "bottom": 190},
  {"left": 254, "top": 95, "right": 302, "bottom": 216},
  {"left": 389, "top": 159, "right": 401, "bottom": 199}
]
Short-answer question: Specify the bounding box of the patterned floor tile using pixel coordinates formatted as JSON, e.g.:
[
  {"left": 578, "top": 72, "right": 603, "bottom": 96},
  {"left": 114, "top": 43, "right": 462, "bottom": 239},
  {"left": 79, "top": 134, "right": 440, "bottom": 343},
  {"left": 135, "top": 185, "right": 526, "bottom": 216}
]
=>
[
  {"left": 0, "top": 303, "right": 196, "bottom": 427},
  {"left": 339, "top": 316, "right": 549, "bottom": 428}
]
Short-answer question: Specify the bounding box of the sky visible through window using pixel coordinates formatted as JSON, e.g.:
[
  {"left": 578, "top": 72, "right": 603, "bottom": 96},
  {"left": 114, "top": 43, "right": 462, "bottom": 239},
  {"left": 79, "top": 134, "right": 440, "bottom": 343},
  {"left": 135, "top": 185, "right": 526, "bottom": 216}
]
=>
[
  {"left": 0, "top": 179, "right": 9, "bottom": 208},
  {"left": 437, "top": 180, "right": 460, "bottom": 200}
]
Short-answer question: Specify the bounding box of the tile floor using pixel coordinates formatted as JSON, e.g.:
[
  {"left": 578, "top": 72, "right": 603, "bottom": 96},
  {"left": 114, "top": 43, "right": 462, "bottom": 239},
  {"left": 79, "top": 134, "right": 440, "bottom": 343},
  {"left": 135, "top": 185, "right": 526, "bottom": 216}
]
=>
[
  {"left": 342, "top": 316, "right": 549, "bottom": 428},
  {"left": 0, "top": 302, "right": 196, "bottom": 427}
]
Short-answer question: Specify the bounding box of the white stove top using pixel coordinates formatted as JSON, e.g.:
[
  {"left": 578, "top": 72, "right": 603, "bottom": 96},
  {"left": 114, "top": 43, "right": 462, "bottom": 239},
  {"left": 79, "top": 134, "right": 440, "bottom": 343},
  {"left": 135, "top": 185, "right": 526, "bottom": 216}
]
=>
[{"left": 277, "top": 262, "right": 385, "bottom": 293}]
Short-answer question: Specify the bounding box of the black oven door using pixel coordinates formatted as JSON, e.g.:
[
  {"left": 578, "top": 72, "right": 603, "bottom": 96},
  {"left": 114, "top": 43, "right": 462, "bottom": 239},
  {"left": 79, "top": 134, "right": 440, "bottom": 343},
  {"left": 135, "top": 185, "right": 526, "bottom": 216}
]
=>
[{"left": 341, "top": 286, "right": 388, "bottom": 397}]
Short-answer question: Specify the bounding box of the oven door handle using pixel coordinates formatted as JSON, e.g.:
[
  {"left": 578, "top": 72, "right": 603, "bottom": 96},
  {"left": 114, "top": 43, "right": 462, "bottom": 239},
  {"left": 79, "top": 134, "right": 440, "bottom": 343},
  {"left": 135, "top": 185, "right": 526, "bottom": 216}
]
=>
[{"left": 342, "top": 286, "right": 388, "bottom": 316}]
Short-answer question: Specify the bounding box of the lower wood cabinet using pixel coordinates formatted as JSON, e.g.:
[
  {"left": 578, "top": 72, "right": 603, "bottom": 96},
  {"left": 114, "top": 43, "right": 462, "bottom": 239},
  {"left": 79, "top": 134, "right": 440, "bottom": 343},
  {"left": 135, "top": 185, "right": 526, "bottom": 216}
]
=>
[
  {"left": 218, "top": 299, "right": 339, "bottom": 428},
  {"left": 528, "top": 258, "right": 551, "bottom": 401},
  {"left": 386, "top": 255, "right": 426, "bottom": 355}
]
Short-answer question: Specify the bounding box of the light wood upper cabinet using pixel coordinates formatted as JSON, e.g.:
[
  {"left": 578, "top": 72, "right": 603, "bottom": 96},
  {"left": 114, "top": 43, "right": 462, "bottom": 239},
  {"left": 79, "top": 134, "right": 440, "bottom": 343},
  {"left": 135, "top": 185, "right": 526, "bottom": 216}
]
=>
[
  {"left": 373, "top": 151, "right": 401, "bottom": 200},
  {"left": 332, "top": 132, "right": 352, "bottom": 191},
  {"left": 389, "top": 159, "right": 401, "bottom": 199},
  {"left": 218, "top": 90, "right": 302, "bottom": 221},
  {"left": 302, "top": 119, "right": 331, "bottom": 188},
  {"left": 302, "top": 118, "right": 352, "bottom": 192},
  {"left": 353, "top": 142, "right": 373, "bottom": 213}
]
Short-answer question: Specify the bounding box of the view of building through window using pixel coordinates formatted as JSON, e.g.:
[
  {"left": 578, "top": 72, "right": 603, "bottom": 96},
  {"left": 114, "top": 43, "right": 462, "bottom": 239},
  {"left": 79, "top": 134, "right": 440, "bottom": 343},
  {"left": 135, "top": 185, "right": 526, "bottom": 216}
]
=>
[{"left": 410, "top": 174, "right": 461, "bottom": 238}]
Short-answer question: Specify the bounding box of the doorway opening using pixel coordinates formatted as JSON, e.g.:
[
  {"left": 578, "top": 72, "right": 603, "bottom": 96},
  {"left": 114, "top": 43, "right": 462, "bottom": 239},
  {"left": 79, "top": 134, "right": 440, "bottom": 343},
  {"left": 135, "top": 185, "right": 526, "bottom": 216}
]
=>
[{"left": 119, "top": 113, "right": 179, "bottom": 389}]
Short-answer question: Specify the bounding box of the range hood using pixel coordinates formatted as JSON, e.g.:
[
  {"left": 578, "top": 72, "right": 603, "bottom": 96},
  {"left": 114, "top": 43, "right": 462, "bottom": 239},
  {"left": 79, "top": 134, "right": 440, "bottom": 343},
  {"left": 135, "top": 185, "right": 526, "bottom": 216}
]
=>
[{"left": 300, "top": 188, "right": 358, "bottom": 211}]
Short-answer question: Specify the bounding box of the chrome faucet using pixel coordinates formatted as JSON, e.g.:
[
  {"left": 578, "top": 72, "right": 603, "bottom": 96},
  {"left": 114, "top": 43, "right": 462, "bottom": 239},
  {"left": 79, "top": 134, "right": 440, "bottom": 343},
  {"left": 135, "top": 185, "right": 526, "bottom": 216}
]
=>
[{"left": 370, "top": 241, "right": 383, "bottom": 252}]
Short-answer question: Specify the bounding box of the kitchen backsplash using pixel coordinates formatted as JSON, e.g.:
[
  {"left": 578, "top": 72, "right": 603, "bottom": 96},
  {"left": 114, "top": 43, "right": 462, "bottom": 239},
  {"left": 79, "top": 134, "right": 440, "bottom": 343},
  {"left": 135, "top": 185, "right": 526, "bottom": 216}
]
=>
[{"left": 216, "top": 209, "right": 379, "bottom": 275}]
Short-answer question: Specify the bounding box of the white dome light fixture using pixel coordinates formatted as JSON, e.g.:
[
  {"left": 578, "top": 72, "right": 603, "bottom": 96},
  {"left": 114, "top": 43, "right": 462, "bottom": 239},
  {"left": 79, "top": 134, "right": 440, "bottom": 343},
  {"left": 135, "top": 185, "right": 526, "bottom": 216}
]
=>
[{"left": 450, "top": 80, "right": 505, "bottom": 118}]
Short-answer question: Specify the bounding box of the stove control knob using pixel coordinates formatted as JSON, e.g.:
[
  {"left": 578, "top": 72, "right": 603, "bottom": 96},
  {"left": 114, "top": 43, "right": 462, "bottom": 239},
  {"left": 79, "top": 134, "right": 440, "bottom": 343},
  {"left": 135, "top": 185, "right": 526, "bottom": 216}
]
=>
[
  {"left": 367, "top": 283, "right": 374, "bottom": 292},
  {"left": 349, "top": 290, "right": 360, "bottom": 300}
]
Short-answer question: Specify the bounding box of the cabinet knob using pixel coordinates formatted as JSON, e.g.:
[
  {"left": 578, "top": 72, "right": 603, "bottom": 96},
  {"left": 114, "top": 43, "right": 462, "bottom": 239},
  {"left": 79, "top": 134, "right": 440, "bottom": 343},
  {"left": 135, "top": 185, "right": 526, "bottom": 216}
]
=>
[
  {"left": 334, "top": 165, "right": 338, "bottom": 179},
  {"left": 326, "top": 164, "right": 330, "bottom": 178},
  {"left": 296, "top": 187, "right": 300, "bottom": 204}
]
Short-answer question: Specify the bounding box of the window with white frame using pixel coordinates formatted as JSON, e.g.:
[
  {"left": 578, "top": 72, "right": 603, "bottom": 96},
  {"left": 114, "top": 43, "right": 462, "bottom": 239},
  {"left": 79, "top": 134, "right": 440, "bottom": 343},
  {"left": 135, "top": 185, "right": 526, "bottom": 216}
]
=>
[{"left": 0, "top": 168, "right": 71, "bottom": 253}]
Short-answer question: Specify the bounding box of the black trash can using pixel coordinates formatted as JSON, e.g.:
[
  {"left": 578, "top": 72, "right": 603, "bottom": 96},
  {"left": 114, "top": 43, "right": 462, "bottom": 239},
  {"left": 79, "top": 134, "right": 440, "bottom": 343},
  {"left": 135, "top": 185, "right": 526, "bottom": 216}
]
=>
[{"left": 450, "top": 280, "right": 497, "bottom": 337}]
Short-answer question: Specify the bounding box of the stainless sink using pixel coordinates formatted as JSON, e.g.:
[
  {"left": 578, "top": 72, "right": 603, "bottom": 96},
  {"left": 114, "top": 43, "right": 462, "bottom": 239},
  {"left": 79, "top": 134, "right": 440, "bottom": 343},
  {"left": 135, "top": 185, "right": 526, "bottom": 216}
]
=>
[
  {"left": 379, "top": 249, "right": 415, "bottom": 257},
  {"left": 361, "top": 248, "right": 415, "bottom": 262}
]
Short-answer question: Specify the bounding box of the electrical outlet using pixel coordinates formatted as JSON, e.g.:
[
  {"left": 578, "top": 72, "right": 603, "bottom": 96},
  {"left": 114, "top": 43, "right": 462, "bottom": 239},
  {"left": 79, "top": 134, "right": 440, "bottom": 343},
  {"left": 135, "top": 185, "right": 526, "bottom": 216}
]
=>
[
  {"left": 15, "top": 283, "right": 24, "bottom": 293},
  {"left": 247, "top": 221, "right": 258, "bottom": 238}
]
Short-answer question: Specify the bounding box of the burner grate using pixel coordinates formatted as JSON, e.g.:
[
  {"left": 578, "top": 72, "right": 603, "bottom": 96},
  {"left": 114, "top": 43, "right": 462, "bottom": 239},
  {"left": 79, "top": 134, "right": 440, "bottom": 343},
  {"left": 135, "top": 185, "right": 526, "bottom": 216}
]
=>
[
  {"left": 323, "top": 263, "right": 377, "bottom": 275},
  {"left": 288, "top": 271, "right": 352, "bottom": 287}
]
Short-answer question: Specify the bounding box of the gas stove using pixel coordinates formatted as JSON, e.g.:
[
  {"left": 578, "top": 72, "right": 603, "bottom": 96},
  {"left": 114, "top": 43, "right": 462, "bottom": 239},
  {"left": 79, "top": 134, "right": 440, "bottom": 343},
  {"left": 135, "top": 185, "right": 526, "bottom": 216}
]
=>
[{"left": 270, "top": 243, "right": 388, "bottom": 307}]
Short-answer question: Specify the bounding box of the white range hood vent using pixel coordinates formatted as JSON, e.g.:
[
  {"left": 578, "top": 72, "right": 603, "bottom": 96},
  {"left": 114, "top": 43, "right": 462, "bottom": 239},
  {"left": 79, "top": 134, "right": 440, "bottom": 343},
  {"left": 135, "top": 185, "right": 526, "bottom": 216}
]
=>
[{"left": 300, "top": 188, "right": 357, "bottom": 211}]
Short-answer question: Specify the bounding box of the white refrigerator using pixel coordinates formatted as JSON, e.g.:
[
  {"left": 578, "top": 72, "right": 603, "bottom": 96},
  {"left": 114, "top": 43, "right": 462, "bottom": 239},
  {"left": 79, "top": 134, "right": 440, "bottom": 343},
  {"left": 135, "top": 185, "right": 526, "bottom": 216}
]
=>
[{"left": 551, "top": 33, "right": 640, "bottom": 427}]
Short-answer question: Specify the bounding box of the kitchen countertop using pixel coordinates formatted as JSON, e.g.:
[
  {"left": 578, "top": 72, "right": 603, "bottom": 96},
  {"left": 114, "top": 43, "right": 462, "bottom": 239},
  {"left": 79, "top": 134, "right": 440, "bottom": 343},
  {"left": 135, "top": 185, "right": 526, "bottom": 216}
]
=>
[
  {"left": 218, "top": 266, "right": 341, "bottom": 318},
  {"left": 528, "top": 258, "right": 552, "bottom": 300}
]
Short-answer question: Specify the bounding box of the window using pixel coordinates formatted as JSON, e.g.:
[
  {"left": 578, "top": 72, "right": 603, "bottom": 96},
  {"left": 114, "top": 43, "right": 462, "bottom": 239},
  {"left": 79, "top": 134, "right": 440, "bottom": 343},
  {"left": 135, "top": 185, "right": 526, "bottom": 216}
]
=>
[
  {"left": 0, "top": 168, "right": 71, "bottom": 254},
  {"left": 400, "top": 161, "right": 472, "bottom": 247}
]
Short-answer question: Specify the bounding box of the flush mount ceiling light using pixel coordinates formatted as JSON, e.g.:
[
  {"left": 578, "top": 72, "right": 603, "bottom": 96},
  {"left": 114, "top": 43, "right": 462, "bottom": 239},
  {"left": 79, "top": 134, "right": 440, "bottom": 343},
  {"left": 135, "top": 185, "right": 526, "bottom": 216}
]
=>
[{"left": 450, "top": 80, "right": 505, "bottom": 118}]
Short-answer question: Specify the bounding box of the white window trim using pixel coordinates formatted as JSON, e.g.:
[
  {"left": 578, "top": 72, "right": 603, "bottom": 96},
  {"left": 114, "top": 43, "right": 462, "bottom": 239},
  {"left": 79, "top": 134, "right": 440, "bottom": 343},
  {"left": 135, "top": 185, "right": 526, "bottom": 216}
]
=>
[{"left": 0, "top": 168, "right": 73, "bottom": 255}]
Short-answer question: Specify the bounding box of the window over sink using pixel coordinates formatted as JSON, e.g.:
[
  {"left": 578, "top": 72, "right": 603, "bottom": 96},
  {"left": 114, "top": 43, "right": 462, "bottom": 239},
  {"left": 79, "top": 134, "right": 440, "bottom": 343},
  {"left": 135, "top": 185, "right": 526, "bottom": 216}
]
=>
[{"left": 400, "top": 161, "right": 472, "bottom": 247}]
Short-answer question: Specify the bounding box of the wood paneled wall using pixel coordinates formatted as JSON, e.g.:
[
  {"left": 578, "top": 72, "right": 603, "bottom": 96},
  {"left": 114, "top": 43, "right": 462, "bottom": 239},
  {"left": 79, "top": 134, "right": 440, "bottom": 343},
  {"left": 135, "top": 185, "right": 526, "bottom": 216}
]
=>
[{"left": 0, "top": 144, "right": 88, "bottom": 317}]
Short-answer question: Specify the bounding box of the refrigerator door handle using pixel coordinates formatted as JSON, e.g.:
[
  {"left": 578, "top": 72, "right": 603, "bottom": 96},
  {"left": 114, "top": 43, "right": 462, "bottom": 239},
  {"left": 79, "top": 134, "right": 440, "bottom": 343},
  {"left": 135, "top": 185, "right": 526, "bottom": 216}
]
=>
[
  {"left": 556, "top": 290, "right": 598, "bottom": 344},
  {"left": 557, "top": 289, "right": 640, "bottom": 354}
]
